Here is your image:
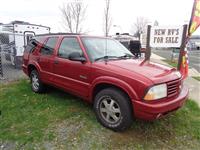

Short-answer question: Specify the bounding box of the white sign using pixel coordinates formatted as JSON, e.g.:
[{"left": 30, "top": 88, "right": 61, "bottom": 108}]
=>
[{"left": 150, "top": 26, "right": 183, "bottom": 48}]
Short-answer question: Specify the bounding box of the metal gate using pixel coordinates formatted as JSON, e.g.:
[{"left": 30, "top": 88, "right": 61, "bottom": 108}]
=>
[{"left": 0, "top": 33, "right": 26, "bottom": 83}]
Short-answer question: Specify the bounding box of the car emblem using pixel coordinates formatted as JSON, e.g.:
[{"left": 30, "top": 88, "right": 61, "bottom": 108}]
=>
[{"left": 80, "top": 75, "right": 87, "bottom": 79}]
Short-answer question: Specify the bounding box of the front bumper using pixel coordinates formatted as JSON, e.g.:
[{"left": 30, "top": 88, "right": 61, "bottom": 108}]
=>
[{"left": 132, "top": 85, "right": 189, "bottom": 120}]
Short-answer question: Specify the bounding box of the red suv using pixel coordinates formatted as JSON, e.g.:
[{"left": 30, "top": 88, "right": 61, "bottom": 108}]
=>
[{"left": 23, "top": 33, "right": 188, "bottom": 131}]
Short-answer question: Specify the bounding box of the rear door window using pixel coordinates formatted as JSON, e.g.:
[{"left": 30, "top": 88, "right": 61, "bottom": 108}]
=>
[{"left": 41, "top": 37, "right": 58, "bottom": 55}]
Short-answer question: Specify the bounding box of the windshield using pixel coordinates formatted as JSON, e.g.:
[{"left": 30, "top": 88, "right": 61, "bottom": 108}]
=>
[{"left": 81, "top": 37, "right": 133, "bottom": 61}]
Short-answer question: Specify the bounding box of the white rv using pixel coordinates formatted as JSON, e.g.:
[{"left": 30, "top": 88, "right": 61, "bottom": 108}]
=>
[
  {"left": 111, "top": 33, "right": 137, "bottom": 48},
  {"left": 0, "top": 21, "right": 50, "bottom": 67}
]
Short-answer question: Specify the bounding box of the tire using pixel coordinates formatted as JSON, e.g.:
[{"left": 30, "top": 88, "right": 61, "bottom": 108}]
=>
[
  {"left": 30, "top": 70, "right": 45, "bottom": 93},
  {"left": 94, "top": 88, "right": 133, "bottom": 131}
]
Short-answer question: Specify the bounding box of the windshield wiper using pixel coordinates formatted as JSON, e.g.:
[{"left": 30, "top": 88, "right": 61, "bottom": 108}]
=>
[
  {"left": 118, "top": 53, "right": 134, "bottom": 59},
  {"left": 94, "top": 56, "right": 119, "bottom": 61}
]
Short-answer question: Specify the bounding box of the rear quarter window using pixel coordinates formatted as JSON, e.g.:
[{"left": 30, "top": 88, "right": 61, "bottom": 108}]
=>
[
  {"left": 40, "top": 37, "right": 58, "bottom": 55},
  {"left": 25, "top": 37, "right": 44, "bottom": 53}
]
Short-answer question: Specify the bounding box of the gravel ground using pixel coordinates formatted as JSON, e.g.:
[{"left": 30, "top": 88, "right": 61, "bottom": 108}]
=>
[{"left": 0, "top": 53, "right": 26, "bottom": 84}]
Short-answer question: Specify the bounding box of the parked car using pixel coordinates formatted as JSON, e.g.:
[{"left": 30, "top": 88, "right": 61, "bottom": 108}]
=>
[{"left": 22, "top": 33, "right": 189, "bottom": 131}]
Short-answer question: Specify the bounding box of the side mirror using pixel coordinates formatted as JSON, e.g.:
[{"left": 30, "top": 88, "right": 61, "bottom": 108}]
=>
[{"left": 68, "top": 52, "right": 86, "bottom": 63}]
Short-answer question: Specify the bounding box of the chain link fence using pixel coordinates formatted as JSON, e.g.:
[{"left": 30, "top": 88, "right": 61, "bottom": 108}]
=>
[{"left": 0, "top": 33, "right": 27, "bottom": 84}]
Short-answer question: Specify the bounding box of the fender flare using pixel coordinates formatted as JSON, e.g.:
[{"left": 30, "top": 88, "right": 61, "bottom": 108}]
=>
[
  {"left": 27, "top": 61, "right": 42, "bottom": 76},
  {"left": 90, "top": 76, "right": 139, "bottom": 101}
]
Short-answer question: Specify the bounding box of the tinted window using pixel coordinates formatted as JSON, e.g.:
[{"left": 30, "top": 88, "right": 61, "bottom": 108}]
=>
[
  {"left": 41, "top": 37, "right": 58, "bottom": 55},
  {"left": 82, "top": 37, "right": 132, "bottom": 61},
  {"left": 58, "top": 37, "right": 82, "bottom": 58},
  {"left": 25, "top": 37, "right": 44, "bottom": 53},
  {"left": 25, "top": 40, "right": 36, "bottom": 52}
]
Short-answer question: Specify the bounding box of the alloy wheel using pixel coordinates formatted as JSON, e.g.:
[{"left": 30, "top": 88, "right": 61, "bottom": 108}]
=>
[{"left": 99, "top": 96, "right": 121, "bottom": 124}]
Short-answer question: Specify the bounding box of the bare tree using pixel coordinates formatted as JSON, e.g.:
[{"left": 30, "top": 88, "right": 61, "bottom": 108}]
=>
[
  {"left": 60, "top": 0, "right": 87, "bottom": 33},
  {"left": 103, "top": 0, "right": 112, "bottom": 37},
  {"left": 132, "top": 17, "right": 148, "bottom": 40}
]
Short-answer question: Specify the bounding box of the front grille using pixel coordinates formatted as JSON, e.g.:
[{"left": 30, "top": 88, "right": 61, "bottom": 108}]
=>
[{"left": 167, "top": 78, "right": 181, "bottom": 98}]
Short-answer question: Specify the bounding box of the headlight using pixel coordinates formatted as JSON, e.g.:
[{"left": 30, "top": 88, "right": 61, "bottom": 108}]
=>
[
  {"left": 174, "top": 71, "right": 182, "bottom": 78},
  {"left": 144, "top": 84, "right": 167, "bottom": 101}
]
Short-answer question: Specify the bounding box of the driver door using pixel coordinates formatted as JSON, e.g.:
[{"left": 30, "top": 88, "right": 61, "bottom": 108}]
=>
[{"left": 53, "top": 37, "right": 91, "bottom": 98}]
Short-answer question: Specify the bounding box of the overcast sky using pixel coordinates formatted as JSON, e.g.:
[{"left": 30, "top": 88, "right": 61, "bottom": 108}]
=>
[{"left": 1, "top": 0, "right": 199, "bottom": 35}]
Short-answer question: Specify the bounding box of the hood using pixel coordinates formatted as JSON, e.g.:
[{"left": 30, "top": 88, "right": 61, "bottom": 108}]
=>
[{"left": 105, "top": 59, "right": 179, "bottom": 82}]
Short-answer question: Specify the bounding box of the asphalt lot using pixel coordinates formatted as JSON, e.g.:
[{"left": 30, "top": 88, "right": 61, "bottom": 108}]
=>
[{"left": 152, "top": 49, "right": 200, "bottom": 72}]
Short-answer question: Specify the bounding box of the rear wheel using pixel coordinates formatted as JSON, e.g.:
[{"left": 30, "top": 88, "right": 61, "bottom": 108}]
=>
[
  {"left": 30, "top": 70, "right": 45, "bottom": 93},
  {"left": 94, "top": 88, "right": 133, "bottom": 131}
]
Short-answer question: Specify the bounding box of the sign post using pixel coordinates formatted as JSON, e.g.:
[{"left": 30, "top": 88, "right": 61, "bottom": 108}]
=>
[
  {"left": 0, "top": 46, "right": 3, "bottom": 78},
  {"left": 144, "top": 0, "right": 200, "bottom": 79},
  {"left": 149, "top": 26, "right": 184, "bottom": 48},
  {"left": 177, "top": 25, "right": 188, "bottom": 70},
  {"left": 145, "top": 25, "right": 151, "bottom": 61},
  {"left": 145, "top": 25, "right": 188, "bottom": 73}
]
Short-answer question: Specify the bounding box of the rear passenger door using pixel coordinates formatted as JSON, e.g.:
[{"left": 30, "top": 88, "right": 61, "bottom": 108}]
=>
[
  {"left": 23, "top": 37, "right": 38, "bottom": 66},
  {"left": 53, "top": 37, "right": 91, "bottom": 98},
  {"left": 38, "top": 37, "right": 58, "bottom": 82}
]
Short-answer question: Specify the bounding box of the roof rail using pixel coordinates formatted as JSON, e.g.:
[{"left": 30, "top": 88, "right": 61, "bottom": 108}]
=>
[{"left": 36, "top": 33, "right": 81, "bottom": 36}]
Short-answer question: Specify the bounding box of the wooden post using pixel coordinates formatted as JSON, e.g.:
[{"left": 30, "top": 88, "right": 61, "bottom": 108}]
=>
[
  {"left": 145, "top": 25, "right": 151, "bottom": 61},
  {"left": 177, "top": 24, "right": 188, "bottom": 70},
  {"left": 0, "top": 46, "right": 3, "bottom": 78}
]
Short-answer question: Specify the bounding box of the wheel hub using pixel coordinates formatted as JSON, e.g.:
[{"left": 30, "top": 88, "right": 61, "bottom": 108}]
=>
[
  {"left": 32, "top": 74, "right": 39, "bottom": 90},
  {"left": 99, "top": 96, "right": 121, "bottom": 124}
]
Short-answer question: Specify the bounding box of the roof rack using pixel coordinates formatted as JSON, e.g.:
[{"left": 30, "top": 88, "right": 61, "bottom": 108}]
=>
[{"left": 36, "top": 33, "right": 81, "bottom": 36}]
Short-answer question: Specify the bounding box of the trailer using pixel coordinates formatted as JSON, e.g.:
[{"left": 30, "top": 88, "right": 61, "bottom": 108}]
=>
[
  {"left": 0, "top": 21, "right": 50, "bottom": 67},
  {"left": 111, "top": 33, "right": 137, "bottom": 49}
]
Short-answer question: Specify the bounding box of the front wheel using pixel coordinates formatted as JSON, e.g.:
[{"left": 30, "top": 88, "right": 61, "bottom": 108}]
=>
[
  {"left": 94, "top": 88, "right": 133, "bottom": 131},
  {"left": 30, "top": 70, "right": 45, "bottom": 93}
]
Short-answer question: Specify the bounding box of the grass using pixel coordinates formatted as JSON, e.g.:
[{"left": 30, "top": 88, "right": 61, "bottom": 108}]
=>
[
  {"left": 0, "top": 80, "right": 200, "bottom": 149},
  {"left": 163, "top": 59, "right": 178, "bottom": 68},
  {"left": 192, "top": 76, "right": 200, "bottom": 81}
]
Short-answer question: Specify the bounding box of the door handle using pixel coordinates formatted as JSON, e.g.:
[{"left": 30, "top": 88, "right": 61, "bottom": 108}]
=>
[{"left": 54, "top": 60, "right": 59, "bottom": 64}]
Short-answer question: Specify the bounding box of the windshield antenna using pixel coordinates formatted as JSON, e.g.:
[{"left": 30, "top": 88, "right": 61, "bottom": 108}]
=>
[{"left": 104, "top": 38, "right": 108, "bottom": 63}]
